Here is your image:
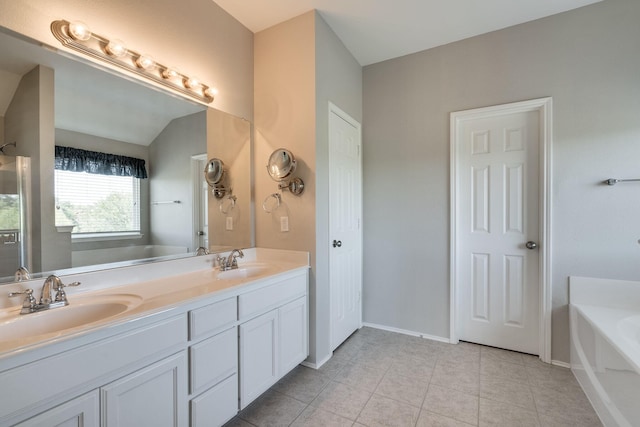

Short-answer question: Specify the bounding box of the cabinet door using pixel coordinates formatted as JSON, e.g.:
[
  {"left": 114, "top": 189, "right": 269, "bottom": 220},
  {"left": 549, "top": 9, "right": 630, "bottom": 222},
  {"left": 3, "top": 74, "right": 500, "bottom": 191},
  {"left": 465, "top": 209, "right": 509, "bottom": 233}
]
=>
[
  {"left": 279, "top": 296, "right": 308, "bottom": 375},
  {"left": 15, "top": 391, "right": 99, "bottom": 427},
  {"left": 102, "top": 352, "right": 187, "bottom": 427},
  {"left": 239, "top": 310, "right": 278, "bottom": 409},
  {"left": 190, "top": 374, "right": 238, "bottom": 427}
]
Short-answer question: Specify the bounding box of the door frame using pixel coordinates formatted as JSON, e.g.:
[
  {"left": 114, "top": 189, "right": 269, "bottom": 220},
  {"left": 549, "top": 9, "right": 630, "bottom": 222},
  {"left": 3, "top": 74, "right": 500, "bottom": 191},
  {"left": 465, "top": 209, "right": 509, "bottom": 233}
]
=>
[
  {"left": 328, "top": 101, "right": 363, "bottom": 351},
  {"left": 191, "top": 153, "right": 208, "bottom": 252},
  {"left": 449, "top": 97, "right": 553, "bottom": 363}
]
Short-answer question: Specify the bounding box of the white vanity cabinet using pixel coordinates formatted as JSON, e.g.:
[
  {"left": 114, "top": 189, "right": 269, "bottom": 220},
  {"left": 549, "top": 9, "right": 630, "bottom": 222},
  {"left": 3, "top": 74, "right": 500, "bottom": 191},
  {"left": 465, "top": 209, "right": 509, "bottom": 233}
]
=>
[
  {"left": 238, "top": 274, "right": 308, "bottom": 409},
  {"left": 102, "top": 351, "right": 188, "bottom": 427},
  {"left": 14, "top": 391, "right": 100, "bottom": 427},
  {"left": 187, "top": 297, "right": 239, "bottom": 427},
  {"left": 239, "top": 309, "right": 279, "bottom": 407},
  {"left": 279, "top": 296, "right": 308, "bottom": 375},
  {"left": 1, "top": 263, "right": 309, "bottom": 427}
]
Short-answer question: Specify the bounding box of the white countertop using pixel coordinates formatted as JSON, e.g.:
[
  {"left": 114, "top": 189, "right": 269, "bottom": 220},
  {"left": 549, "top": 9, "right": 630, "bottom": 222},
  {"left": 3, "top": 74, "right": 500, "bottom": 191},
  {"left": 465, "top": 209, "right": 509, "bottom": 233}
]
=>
[{"left": 0, "top": 248, "right": 309, "bottom": 360}]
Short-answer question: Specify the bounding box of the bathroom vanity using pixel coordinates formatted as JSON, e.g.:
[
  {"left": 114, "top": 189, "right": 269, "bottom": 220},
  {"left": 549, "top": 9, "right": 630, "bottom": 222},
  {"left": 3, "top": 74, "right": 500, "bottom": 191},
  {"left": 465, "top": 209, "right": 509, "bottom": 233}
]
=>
[{"left": 0, "top": 248, "right": 309, "bottom": 427}]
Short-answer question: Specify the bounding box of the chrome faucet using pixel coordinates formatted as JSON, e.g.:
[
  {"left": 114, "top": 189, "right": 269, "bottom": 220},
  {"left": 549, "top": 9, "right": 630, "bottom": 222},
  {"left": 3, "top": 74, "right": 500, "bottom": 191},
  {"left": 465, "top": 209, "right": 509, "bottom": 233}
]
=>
[
  {"left": 40, "top": 275, "right": 60, "bottom": 305},
  {"left": 14, "top": 266, "right": 31, "bottom": 282},
  {"left": 8, "top": 275, "right": 81, "bottom": 315},
  {"left": 218, "top": 249, "right": 244, "bottom": 271},
  {"left": 196, "top": 246, "right": 209, "bottom": 255}
]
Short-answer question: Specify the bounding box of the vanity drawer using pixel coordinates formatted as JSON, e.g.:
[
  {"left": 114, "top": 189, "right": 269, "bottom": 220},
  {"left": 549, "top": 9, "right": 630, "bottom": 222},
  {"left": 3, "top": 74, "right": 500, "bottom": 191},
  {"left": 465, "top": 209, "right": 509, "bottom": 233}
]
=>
[
  {"left": 189, "top": 297, "right": 237, "bottom": 341},
  {"left": 238, "top": 274, "right": 306, "bottom": 321},
  {"left": 189, "top": 326, "right": 237, "bottom": 394}
]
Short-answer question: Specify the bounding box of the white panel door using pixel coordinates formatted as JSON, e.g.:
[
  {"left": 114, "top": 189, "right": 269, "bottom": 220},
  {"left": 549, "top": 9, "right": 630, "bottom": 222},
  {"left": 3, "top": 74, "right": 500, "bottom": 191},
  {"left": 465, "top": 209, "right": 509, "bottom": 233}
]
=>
[
  {"left": 329, "top": 104, "right": 362, "bottom": 351},
  {"left": 456, "top": 109, "right": 540, "bottom": 354}
]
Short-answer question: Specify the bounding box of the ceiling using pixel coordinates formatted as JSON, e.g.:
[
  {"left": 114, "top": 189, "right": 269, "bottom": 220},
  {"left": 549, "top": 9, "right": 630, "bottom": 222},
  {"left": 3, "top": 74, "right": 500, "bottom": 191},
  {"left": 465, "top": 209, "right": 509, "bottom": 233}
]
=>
[
  {"left": 0, "top": 30, "right": 203, "bottom": 146},
  {"left": 213, "top": 0, "right": 602, "bottom": 65}
]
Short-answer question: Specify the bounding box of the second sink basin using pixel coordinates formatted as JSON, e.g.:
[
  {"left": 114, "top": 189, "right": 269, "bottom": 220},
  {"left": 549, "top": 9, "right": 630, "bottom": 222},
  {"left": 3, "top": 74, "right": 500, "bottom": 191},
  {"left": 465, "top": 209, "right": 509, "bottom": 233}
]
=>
[
  {"left": 217, "top": 264, "right": 271, "bottom": 281},
  {"left": 0, "top": 293, "right": 143, "bottom": 346}
]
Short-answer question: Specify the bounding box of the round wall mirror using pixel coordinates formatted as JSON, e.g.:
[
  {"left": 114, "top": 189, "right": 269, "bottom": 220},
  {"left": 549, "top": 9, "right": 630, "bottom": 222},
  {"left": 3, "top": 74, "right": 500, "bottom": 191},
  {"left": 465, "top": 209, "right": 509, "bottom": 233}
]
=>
[
  {"left": 204, "top": 158, "right": 225, "bottom": 186},
  {"left": 267, "top": 148, "right": 296, "bottom": 181}
]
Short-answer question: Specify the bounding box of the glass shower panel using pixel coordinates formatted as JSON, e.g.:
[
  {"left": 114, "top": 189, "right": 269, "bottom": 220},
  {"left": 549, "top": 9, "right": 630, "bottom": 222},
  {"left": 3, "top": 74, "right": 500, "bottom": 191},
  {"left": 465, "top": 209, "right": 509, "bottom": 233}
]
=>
[{"left": 0, "top": 155, "right": 31, "bottom": 278}]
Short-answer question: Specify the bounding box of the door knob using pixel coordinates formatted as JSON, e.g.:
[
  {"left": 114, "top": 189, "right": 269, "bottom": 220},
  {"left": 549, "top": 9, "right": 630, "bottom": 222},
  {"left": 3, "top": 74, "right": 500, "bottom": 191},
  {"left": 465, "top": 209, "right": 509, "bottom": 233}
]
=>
[
  {"left": 332, "top": 240, "right": 342, "bottom": 248},
  {"left": 525, "top": 241, "right": 538, "bottom": 250},
  {"left": 197, "top": 231, "right": 205, "bottom": 236}
]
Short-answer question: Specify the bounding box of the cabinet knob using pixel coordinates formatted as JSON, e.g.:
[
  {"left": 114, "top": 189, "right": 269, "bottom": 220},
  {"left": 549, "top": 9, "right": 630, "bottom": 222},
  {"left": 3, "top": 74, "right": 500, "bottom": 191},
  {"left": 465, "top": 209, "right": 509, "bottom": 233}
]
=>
[{"left": 332, "top": 240, "right": 342, "bottom": 248}]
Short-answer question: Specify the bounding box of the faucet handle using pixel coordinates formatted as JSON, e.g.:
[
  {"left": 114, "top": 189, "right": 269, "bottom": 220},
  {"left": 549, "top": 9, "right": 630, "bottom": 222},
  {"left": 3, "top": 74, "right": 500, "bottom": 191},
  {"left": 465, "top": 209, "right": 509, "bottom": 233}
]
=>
[
  {"left": 9, "top": 289, "right": 37, "bottom": 311},
  {"left": 216, "top": 255, "right": 226, "bottom": 269},
  {"left": 54, "top": 281, "right": 81, "bottom": 303}
]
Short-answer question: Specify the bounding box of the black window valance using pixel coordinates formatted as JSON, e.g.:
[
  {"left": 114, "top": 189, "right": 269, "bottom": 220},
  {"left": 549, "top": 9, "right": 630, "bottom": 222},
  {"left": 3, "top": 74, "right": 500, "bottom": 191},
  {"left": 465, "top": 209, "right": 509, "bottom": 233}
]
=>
[{"left": 54, "top": 145, "right": 148, "bottom": 179}]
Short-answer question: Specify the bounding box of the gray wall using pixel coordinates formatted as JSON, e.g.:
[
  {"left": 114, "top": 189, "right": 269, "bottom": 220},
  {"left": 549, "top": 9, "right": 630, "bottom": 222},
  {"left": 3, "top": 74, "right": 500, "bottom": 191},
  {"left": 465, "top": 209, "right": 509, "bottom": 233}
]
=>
[
  {"left": 149, "top": 111, "right": 206, "bottom": 250},
  {"left": 5, "top": 66, "right": 59, "bottom": 272},
  {"left": 362, "top": 0, "right": 640, "bottom": 362}
]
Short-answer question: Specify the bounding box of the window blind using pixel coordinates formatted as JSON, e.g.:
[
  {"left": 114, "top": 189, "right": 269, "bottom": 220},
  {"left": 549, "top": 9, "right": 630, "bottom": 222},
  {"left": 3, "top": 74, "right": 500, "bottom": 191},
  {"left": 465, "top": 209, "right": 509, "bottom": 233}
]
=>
[{"left": 54, "top": 169, "right": 141, "bottom": 234}]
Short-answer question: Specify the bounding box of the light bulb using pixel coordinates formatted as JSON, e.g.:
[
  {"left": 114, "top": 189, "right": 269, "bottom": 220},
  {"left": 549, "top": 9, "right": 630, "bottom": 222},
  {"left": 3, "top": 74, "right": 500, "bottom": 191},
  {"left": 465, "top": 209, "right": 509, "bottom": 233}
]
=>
[
  {"left": 136, "top": 54, "right": 155, "bottom": 70},
  {"left": 204, "top": 87, "right": 218, "bottom": 99},
  {"left": 162, "top": 67, "right": 179, "bottom": 79},
  {"left": 184, "top": 76, "right": 201, "bottom": 90},
  {"left": 105, "top": 39, "right": 127, "bottom": 57},
  {"left": 68, "top": 21, "right": 91, "bottom": 41}
]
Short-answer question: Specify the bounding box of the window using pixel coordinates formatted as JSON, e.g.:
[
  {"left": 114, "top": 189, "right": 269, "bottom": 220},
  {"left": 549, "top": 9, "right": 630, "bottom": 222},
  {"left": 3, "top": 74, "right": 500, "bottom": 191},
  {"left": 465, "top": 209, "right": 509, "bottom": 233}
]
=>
[
  {"left": 54, "top": 145, "right": 147, "bottom": 237},
  {"left": 55, "top": 170, "right": 141, "bottom": 235}
]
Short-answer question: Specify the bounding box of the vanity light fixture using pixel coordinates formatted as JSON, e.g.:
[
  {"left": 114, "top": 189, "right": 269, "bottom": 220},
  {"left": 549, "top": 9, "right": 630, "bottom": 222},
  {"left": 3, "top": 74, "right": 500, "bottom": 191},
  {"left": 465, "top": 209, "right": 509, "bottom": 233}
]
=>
[{"left": 51, "top": 20, "right": 217, "bottom": 104}]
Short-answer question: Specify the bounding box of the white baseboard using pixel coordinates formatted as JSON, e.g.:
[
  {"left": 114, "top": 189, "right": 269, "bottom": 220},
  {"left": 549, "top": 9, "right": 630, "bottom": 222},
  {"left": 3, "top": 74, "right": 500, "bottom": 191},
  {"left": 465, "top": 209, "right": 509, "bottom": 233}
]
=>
[
  {"left": 362, "top": 322, "right": 451, "bottom": 344},
  {"left": 551, "top": 359, "right": 571, "bottom": 369},
  {"left": 301, "top": 353, "right": 332, "bottom": 370}
]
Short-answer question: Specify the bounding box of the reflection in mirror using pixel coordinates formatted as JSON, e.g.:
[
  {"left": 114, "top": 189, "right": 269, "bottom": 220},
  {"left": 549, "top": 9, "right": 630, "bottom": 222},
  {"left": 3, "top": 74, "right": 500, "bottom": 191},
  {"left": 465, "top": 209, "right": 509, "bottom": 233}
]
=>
[
  {"left": 0, "top": 28, "right": 253, "bottom": 284},
  {"left": 204, "top": 158, "right": 227, "bottom": 199},
  {"left": 207, "top": 109, "right": 252, "bottom": 252}
]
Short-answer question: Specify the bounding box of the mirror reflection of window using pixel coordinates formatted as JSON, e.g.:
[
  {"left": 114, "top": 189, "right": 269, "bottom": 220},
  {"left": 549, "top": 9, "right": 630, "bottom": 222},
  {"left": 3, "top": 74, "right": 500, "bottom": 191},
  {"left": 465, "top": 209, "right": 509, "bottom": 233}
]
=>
[
  {"left": 0, "top": 194, "right": 19, "bottom": 232},
  {"left": 54, "top": 170, "right": 141, "bottom": 235},
  {"left": 54, "top": 145, "right": 147, "bottom": 237}
]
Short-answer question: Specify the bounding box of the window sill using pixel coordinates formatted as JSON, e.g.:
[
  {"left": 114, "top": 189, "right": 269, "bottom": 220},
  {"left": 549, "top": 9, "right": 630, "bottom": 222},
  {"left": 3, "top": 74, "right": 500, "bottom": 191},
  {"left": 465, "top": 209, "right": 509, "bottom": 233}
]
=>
[{"left": 71, "top": 232, "right": 144, "bottom": 243}]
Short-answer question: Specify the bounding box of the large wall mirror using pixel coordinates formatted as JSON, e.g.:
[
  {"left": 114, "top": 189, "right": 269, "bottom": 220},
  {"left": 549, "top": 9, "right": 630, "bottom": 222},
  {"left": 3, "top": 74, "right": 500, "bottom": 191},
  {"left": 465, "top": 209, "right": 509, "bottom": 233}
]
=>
[{"left": 0, "top": 27, "right": 253, "bottom": 284}]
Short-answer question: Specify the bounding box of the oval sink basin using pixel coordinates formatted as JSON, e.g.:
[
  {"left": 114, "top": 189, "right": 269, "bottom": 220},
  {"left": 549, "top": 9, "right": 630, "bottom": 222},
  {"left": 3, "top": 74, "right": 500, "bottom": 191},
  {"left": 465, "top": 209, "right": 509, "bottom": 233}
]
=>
[
  {"left": 217, "top": 264, "right": 271, "bottom": 281},
  {"left": 0, "top": 294, "right": 142, "bottom": 344}
]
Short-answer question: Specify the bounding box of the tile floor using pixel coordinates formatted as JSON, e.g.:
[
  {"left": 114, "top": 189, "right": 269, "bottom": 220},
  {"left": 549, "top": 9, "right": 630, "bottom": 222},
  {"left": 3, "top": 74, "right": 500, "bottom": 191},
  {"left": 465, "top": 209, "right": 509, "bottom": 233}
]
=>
[{"left": 224, "top": 327, "right": 602, "bottom": 427}]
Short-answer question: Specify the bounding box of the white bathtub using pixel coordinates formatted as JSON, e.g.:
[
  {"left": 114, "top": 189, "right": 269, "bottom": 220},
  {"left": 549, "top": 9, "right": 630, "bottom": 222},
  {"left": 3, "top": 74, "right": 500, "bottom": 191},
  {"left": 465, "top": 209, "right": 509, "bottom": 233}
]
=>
[
  {"left": 570, "top": 277, "right": 640, "bottom": 427},
  {"left": 72, "top": 245, "right": 189, "bottom": 268}
]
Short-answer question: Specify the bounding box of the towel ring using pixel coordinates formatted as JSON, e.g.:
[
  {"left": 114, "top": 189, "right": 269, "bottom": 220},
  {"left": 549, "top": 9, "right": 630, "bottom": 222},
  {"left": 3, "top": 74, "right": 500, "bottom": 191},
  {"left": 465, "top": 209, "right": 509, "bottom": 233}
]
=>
[
  {"left": 262, "top": 193, "right": 281, "bottom": 213},
  {"left": 219, "top": 195, "right": 237, "bottom": 214}
]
